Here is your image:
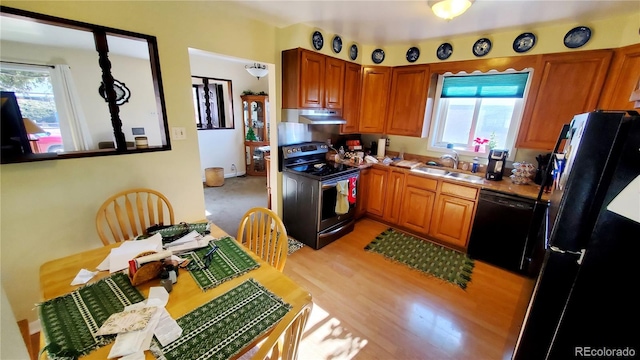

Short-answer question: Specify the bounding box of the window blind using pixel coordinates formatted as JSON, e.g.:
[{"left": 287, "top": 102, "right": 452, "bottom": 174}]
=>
[{"left": 441, "top": 73, "right": 530, "bottom": 98}]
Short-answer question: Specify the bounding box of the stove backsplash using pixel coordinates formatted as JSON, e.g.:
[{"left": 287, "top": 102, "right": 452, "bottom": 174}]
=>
[{"left": 277, "top": 122, "right": 341, "bottom": 146}]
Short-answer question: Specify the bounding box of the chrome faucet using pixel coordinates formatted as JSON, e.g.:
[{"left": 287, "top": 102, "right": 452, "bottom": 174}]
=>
[{"left": 441, "top": 150, "right": 459, "bottom": 170}]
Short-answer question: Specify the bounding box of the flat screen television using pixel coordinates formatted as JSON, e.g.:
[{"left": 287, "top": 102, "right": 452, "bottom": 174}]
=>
[{"left": 1, "top": 91, "right": 33, "bottom": 163}]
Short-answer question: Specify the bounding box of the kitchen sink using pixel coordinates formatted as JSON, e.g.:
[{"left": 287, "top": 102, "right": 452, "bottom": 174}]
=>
[
  {"left": 411, "top": 166, "right": 449, "bottom": 177},
  {"left": 411, "top": 166, "right": 485, "bottom": 184}
]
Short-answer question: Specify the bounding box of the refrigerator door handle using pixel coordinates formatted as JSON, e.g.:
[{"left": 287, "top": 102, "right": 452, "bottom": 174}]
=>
[{"left": 549, "top": 246, "right": 586, "bottom": 264}]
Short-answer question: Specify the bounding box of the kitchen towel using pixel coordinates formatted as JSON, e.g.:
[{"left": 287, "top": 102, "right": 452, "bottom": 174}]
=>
[
  {"left": 348, "top": 177, "right": 357, "bottom": 204},
  {"left": 335, "top": 180, "right": 349, "bottom": 215}
]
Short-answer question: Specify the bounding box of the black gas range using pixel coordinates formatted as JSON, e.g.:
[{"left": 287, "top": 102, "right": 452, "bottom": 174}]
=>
[{"left": 280, "top": 142, "right": 360, "bottom": 249}]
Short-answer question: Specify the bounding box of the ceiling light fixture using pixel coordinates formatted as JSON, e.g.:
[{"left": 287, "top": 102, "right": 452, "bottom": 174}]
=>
[
  {"left": 428, "top": 0, "right": 474, "bottom": 20},
  {"left": 245, "top": 63, "right": 268, "bottom": 79}
]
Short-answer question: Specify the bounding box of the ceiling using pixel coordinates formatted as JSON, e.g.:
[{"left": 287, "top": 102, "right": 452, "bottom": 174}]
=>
[{"left": 228, "top": 0, "right": 638, "bottom": 45}]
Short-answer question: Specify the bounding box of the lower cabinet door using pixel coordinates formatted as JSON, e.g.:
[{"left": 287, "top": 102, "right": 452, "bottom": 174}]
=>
[
  {"left": 399, "top": 186, "right": 436, "bottom": 235},
  {"left": 429, "top": 194, "right": 475, "bottom": 248},
  {"left": 382, "top": 170, "right": 405, "bottom": 224},
  {"left": 366, "top": 168, "right": 388, "bottom": 217}
]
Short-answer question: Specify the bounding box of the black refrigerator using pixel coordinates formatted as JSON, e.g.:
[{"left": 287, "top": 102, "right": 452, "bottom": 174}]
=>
[{"left": 513, "top": 110, "right": 640, "bottom": 359}]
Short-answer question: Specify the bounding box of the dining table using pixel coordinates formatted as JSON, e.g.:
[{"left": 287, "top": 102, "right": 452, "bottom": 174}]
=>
[{"left": 38, "top": 221, "right": 312, "bottom": 359}]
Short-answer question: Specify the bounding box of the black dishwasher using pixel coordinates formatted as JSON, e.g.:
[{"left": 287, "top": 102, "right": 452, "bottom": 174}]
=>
[{"left": 467, "top": 189, "right": 548, "bottom": 276}]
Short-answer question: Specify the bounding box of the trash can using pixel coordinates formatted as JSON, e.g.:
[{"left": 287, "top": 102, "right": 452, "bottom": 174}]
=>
[{"left": 205, "top": 167, "right": 224, "bottom": 187}]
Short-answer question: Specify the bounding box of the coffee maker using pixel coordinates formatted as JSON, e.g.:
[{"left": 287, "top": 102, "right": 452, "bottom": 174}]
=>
[{"left": 486, "top": 149, "right": 509, "bottom": 181}]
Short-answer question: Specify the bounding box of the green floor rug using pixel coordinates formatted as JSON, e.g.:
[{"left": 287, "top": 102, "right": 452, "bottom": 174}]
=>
[{"left": 365, "top": 228, "right": 474, "bottom": 289}]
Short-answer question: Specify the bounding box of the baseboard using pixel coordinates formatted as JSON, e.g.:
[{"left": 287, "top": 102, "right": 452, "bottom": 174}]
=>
[{"left": 29, "top": 319, "right": 41, "bottom": 335}]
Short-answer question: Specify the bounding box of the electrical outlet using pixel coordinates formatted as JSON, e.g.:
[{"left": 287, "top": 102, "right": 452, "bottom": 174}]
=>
[
  {"left": 231, "top": 164, "right": 236, "bottom": 172},
  {"left": 386, "top": 138, "right": 390, "bottom": 147},
  {"left": 172, "top": 127, "right": 186, "bottom": 140}
]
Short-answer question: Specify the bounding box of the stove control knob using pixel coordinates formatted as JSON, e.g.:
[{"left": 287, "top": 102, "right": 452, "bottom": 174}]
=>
[
  {"left": 287, "top": 149, "right": 292, "bottom": 154},
  {"left": 297, "top": 148, "right": 301, "bottom": 152}
]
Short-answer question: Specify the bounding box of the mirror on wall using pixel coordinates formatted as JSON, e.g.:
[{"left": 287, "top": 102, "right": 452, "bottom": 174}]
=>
[
  {"left": 0, "top": 6, "right": 170, "bottom": 164},
  {"left": 191, "top": 76, "right": 234, "bottom": 130}
]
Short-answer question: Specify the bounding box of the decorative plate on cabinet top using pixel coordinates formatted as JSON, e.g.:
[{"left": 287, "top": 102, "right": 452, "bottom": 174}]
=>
[
  {"left": 372, "top": 48, "right": 385, "bottom": 64},
  {"left": 513, "top": 32, "right": 536, "bottom": 53},
  {"left": 349, "top": 44, "right": 358, "bottom": 60},
  {"left": 564, "top": 26, "right": 591, "bottom": 48},
  {"left": 312, "top": 31, "right": 324, "bottom": 50},
  {"left": 332, "top": 35, "right": 343, "bottom": 53},
  {"left": 436, "top": 42, "right": 453, "bottom": 60},
  {"left": 406, "top": 47, "right": 420, "bottom": 62},
  {"left": 472, "top": 38, "right": 492, "bottom": 57}
]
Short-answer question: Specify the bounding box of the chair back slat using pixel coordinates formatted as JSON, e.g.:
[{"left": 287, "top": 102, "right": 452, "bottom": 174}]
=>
[
  {"left": 96, "top": 188, "right": 174, "bottom": 245},
  {"left": 237, "top": 207, "right": 288, "bottom": 272},
  {"left": 250, "top": 301, "right": 312, "bottom": 360}
]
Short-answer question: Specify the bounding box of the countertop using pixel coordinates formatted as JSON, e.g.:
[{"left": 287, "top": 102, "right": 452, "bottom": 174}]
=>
[{"left": 345, "top": 158, "right": 550, "bottom": 202}]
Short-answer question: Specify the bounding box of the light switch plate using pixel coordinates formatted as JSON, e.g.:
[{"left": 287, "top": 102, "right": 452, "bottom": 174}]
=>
[{"left": 172, "top": 127, "right": 186, "bottom": 140}]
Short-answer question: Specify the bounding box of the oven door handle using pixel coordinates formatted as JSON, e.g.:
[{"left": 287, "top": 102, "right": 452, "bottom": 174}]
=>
[
  {"left": 322, "top": 183, "right": 338, "bottom": 190},
  {"left": 321, "top": 174, "right": 359, "bottom": 190}
]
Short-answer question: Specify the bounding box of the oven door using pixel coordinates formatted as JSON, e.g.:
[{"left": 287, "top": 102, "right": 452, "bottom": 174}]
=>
[{"left": 319, "top": 172, "right": 359, "bottom": 232}]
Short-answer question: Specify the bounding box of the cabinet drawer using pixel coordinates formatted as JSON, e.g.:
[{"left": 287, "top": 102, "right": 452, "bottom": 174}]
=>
[
  {"left": 440, "top": 182, "right": 478, "bottom": 200},
  {"left": 406, "top": 175, "right": 437, "bottom": 191}
]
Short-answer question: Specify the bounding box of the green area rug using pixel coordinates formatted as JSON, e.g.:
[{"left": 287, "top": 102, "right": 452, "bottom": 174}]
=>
[
  {"left": 38, "top": 272, "right": 146, "bottom": 359},
  {"left": 288, "top": 236, "right": 304, "bottom": 255},
  {"left": 365, "top": 228, "right": 475, "bottom": 289},
  {"left": 184, "top": 237, "right": 260, "bottom": 291},
  {"left": 152, "top": 278, "right": 292, "bottom": 360}
]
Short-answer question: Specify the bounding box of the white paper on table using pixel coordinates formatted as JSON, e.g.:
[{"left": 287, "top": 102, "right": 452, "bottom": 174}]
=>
[
  {"left": 147, "top": 287, "right": 169, "bottom": 308},
  {"left": 163, "top": 230, "right": 201, "bottom": 247},
  {"left": 107, "top": 307, "right": 162, "bottom": 358},
  {"left": 165, "top": 235, "right": 214, "bottom": 254},
  {"left": 96, "top": 256, "right": 110, "bottom": 272},
  {"left": 70, "top": 269, "right": 99, "bottom": 285},
  {"left": 108, "top": 234, "right": 163, "bottom": 273},
  {"left": 154, "top": 307, "right": 183, "bottom": 347},
  {"left": 606, "top": 175, "right": 640, "bottom": 223}
]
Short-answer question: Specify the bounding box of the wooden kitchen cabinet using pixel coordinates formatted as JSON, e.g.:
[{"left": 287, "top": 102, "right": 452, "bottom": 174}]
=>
[
  {"left": 383, "top": 170, "right": 406, "bottom": 224},
  {"left": 598, "top": 43, "right": 640, "bottom": 111},
  {"left": 366, "top": 167, "right": 388, "bottom": 217},
  {"left": 386, "top": 64, "right": 431, "bottom": 137},
  {"left": 429, "top": 193, "right": 475, "bottom": 249},
  {"left": 399, "top": 186, "right": 436, "bottom": 235},
  {"left": 341, "top": 62, "right": 362, "bottom": 134},
  {"left": 359, "top": 66, "right": 392, "bottom": 133},
  {"left": 282, "top": 48, "right": 345, "bottom": 109},
  {"left": 517, "top": 49, "right": 613, "bottom": 150},
  {"left": 355, "top": 168, "right": 369, "bottom": 218}
]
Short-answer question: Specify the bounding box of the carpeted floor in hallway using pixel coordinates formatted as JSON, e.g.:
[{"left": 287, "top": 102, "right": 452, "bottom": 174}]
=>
[{"left": 203, "top": 175, "right": 267, "bottom": 237}]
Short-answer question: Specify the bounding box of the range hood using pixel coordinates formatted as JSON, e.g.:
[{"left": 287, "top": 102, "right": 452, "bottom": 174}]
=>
[{"left": 282, "top": 109, "right": 346, "bottom": 125}]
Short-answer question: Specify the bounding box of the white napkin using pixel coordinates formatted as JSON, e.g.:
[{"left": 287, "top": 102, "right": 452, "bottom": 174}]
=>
[{"left": 70, "top": 269, "right": 99, "bottom": 285}]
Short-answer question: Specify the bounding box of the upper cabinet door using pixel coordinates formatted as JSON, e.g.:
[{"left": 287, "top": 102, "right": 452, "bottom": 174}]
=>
[
  {"left": 598, "top": 43, "right": 640, "bottom": 111},
  {"left": 517, "top": 50, "right": 613, "bottom": 150},
  {"left": 300, "top": 50, "right": 325, "bottom": 108},
  {"left": 359, "top": 66, "right": 392, "bottom": 133},
  {"left": 342, "top": 62, "right": 362, "bottom": 134},
  {"left": 385, "top": 64, "right": 430, "bottom": 137},
  {"left": 324, "top": 57, "right": 345, "bottom": 109}
]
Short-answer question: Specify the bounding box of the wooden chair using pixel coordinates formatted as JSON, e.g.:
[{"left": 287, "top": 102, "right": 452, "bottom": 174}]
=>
[
  {"left": 96, "top": 188, "right": 174, "bottom": 245},
  {"left": 237, "top": 207, "right": 288, "bottom": 272},
  {"left": 249, "top": 301, "right": 312, "bottom": 360}
]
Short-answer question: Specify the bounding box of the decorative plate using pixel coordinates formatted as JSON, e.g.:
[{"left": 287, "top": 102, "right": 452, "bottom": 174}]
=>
[
  {"left": 472, "top": 38, "right": 492, "bottom": 57},
  {"left": 372, "top": 48, "right": 385, "bottom": 64},
  {"left": 99, "top": 79, "right": 131, "bottom": 106},
  {"left": 332, "top": 35, "right": 343, "bottom": 53},
  {"left": 406, "top": 47, "right": 420, "bottom": 63},
  {"left": 436, "top": 42, "right": 453, "bottom": 60},
  {"left": 513, "top": 32, "right": 536, "bottom": 53},
  {"left": 564, "top": 26, "right": 591, "bottom": 49},
  {"left": 312, "top": 31, "right": 324, "bottom": 50},
  {"left": 349, "top": 44, "right": 358, "bottom": 61}
]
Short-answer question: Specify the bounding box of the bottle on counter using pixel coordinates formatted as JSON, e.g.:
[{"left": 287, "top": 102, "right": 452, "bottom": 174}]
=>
[
  {"left": 472, "top": 157, "right": 479, "bottom": 173},
  {"left": 159, "top": 269, "right": 173, "bottom": 293}
]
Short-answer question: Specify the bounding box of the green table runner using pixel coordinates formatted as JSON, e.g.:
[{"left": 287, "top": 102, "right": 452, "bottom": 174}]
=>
[
  {"left": 147, "top": 222, "right": 210, "bottom": 245},
  {"left": 152, "top": 278, "right": 292, "bottom": 360},
  {"left": 38, "top": 272, "right": 146, "bottom": 359},
  {"left": 184, "top": 237, "right": 260, "bottom": 291}
]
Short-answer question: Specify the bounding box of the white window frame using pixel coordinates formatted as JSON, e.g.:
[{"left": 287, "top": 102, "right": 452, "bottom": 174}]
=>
[{"left": 427, "top": 69, "right": 534, "bottom": 162}]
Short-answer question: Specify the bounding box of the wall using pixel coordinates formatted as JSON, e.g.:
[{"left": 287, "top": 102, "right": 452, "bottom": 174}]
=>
[
  {"left": 0, "top": 0, "right": 277, "bottom": 331},
  {"left": 0, "top": 40, "right": 161, "bottom": 147},
  {"left": 190, "top": 52, "right": 269, "bottom": 179}
]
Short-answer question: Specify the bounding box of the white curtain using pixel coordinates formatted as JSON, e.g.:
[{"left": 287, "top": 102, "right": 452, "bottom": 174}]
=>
[{"left": 49, "top": 65, "right": 94, "bottom": 151}]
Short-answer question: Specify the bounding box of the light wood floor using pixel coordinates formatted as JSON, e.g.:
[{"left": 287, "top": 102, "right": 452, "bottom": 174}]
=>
[{"left": 284, "top": 218, "right": 536, "bottom": 360}]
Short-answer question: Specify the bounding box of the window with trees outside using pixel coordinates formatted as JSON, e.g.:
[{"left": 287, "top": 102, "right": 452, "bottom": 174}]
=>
[
  {"left": 0, "top": 63, "right": 64, "bottom": 153},
  {"left": 428, "top": 71, "right": 532, "bottom": 160}
]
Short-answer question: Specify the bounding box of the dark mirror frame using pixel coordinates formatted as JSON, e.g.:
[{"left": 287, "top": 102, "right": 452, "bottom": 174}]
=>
[
  {"left": 191, "top": 75, "right": 235, "bottom": 130},
  {"left": 0, "top": 6, "right": 171, "bottom": 164}
]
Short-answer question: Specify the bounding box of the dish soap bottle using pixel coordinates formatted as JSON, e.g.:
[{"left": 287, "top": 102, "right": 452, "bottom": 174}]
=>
[{"left": 472, "top": 157, "right": 479, "bottom": 173}]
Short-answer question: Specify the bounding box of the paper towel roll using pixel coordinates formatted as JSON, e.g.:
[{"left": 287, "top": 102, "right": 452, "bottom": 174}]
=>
[
  {"left": 135, "top": 250, "right": 173, "bottom": 265},
  {"left": 377, "top": 138, "right": 386, "bottom": 158}
]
